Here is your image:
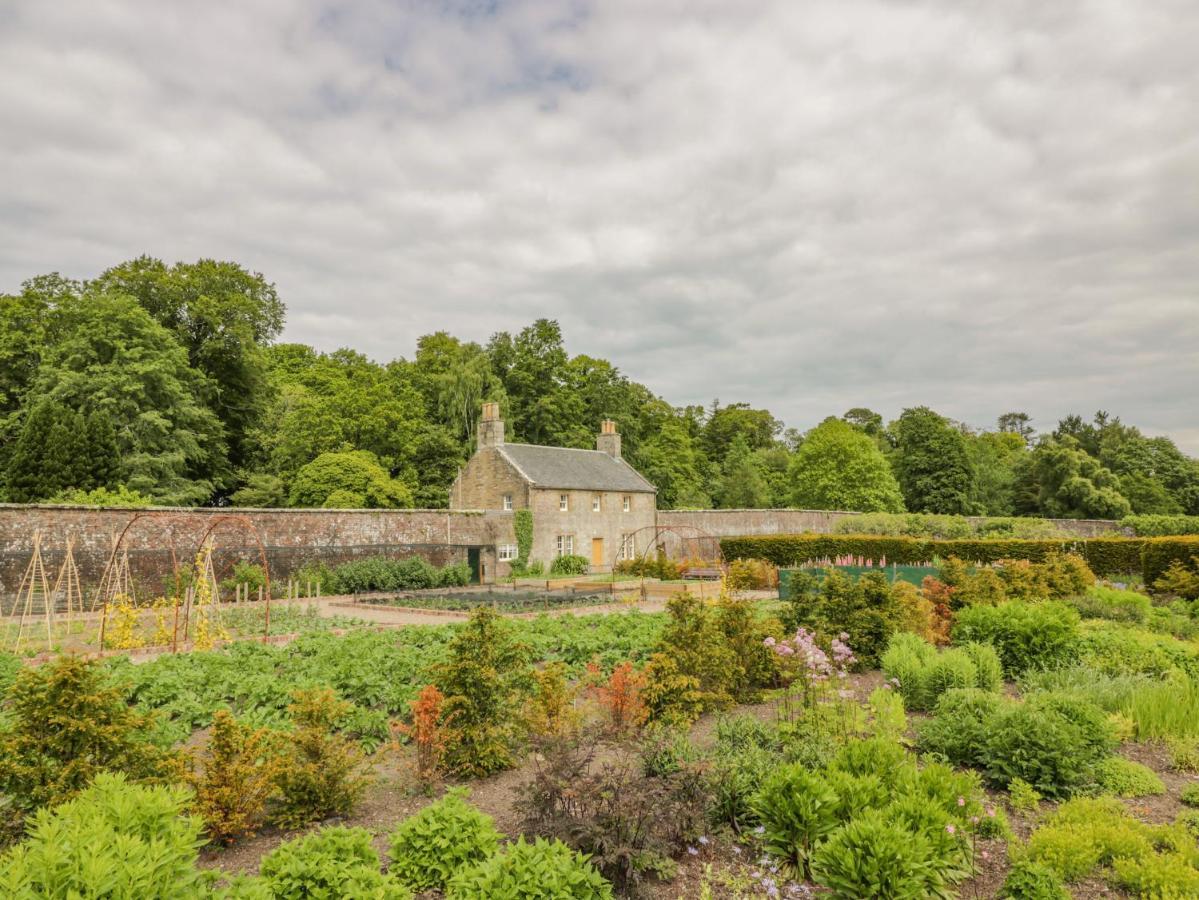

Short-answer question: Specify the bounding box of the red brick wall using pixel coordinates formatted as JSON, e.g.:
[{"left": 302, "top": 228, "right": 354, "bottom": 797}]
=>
[{"left": 0, "top": 505, "right": 514, "bottom": 603}]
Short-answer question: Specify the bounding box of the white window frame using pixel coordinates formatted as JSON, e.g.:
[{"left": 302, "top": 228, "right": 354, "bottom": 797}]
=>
[
  {"left": 619, "top": 533, "right": 636, "bottom": 560},
  {"left": 556, "top": 534, "right": 574, "bottom": 556},
  {"left": 622, "top": 496, "right": 631, "bottom": 513},
  {"left": 502, "top": 494, "right": 513, "bottom": 511},
  {"left": 497, "top": 544, "right": 518, "bottom": 561},
  {"left": 592, "top": 494, "right": 601, "bottom": 512},
  {"left": 559, "top": 494, "right": 569, "bottom": 511}
]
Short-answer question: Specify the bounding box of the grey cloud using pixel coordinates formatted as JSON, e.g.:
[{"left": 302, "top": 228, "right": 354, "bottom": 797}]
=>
[{"left": 1, "top": 0, "right": 1197, "bottom": 450}]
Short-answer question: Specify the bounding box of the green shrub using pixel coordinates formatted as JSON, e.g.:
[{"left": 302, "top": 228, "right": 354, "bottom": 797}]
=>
[
  {"left": 952, "top": 601, "right": 1081, "bottom": 676},
  {"left": 917, "top": 688, "right": 1006, "bottom": 769},
  {"left": 880, "top": 632, "right": 935, "bottom": 709},
  {"left": 0, "top": 773, "right": 208, "bottom": 898},
  {"left": 1081, "top": 622, "right": 1199, "bottom": 678},
  {"left": 446, "top": 836, "right": 612, "bottom": 899},
  {"left": 315, "top": 555, "right": 474, "bottom": 594},
  {"left": 999, "top": 858, "right": 1070, "bottom": 899},
  {"left": 434, "top": 608, "right": 534, "bottom": 777},
  {"left": 835, "top": 512, "right": 1068, "bottom": 540},
  {"left": 1072, "top": 584, "right": 1152, "bottom": 623},
  {"left": 708, "top": 742, "right": 778, "bottom": 832},
  {"left": 787, "top": 569, "right": 903, "bottom": 667},
  {"left": 1180, "top": 783, "right": 1199, "bottom": 807},
  {"left": 0, "top": 655, "right": 179, "bottom": 840},
  {"left": 549, "top": 554, "right": 590, "bottom": 576},
  {"left": 1153, "top": 559, "right": 1199, "bottom": 600},
  {"left": 1124, "top": 514, "right": 1199, "bottom": 536},
  {"left": 1095, "top": 756, "right": 1165, "bottom": 797},
  {"left": 982, "top": 696, "right": 1113, "bottom": 798},
  {"left": 273, "top": 689, "right": 371, "bottom": 829},
  {"left": 1008, "top": 777, "right": 1042, "bottom": 811},
  {"left": 389, "top": 788, "right": 501, "bottom": 891},
  {"left": 750, "top": 764, "right": 840, "bottom": 879},
  {"left": 1111, "top": 852, "right": 1199, "bottom": 896},
  {"left": 259, "top": 826, "right": 410, "bottom": 899},
  {"left": 961, "top": 641, "right": 1003, "bottom": 693},
  {"left": 810, "top": 811, "right": 935, "bottom": 900}
]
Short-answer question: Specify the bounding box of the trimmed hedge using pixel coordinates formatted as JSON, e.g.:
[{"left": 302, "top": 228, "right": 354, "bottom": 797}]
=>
[
  {"left": 721, "top": 534, "right": 1145, "bottom": 577},
  {"left": 1141, "top": 537, "right": 1199, "bottom": 586}
]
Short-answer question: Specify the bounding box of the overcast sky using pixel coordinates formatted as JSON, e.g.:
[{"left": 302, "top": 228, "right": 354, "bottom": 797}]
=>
[{"left": 2, "top": 1, "right": 1197, "bottom": 451}]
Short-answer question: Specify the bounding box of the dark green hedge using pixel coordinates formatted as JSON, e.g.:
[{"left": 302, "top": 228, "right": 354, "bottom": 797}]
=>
[
  {"left": 1141, "top": 536, "right": 1199, "bottom": 585},
  {"left": 721, "top": 533, "right": 1145, "bottom": 577}
]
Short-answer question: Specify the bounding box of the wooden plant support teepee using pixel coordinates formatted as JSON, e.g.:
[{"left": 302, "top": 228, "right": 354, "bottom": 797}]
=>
[
  {"left": 12, "top": 531, "right": 54, "bottom": 653},
  {"left": 51, "top": 537, "right": 83, "bottom": 630}
]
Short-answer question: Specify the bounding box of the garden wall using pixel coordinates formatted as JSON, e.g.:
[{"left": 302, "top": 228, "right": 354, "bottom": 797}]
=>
[
  {"left": 657, "top": 509, "right": 1120, "bottom": 539},
  {"left": 0, "top": 504, "right": 514, "bottom": 604}
]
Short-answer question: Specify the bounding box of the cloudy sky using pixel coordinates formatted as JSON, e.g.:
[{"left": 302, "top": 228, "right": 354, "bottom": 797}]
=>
[{"left": 2, "top": 1, "right": 1198, "bottom": 451}]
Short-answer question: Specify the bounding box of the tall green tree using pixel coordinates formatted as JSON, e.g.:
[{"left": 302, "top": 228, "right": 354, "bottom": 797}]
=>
[
  {"left": 1015, "top": 437, "right": 1131, "bottom": 519},
  {"left": 4, "top": 401, "right": 80, "bottom": 501},
  {"left": 638, "top": 419, "right": 710, "bottom": 509},
  {"left": 702, "top": 403, "right": 781, "bottom": 468},
  {"left": 288, "top": 450, "right": 413, "bottom": 509},
  {"left": 891, "top": 407, "right": 975, "bottom": 514},
  {"left": 90, "top": 257, "right": 284, "bottom": 470},
  {"left": 25, "top": 293, "right": 227, "bottom": 505},
  {"left": 966, "top": 430, "right": 1026, "bottom": 516},
  {"left": 487, "top": 320, "right": 584, "bottom": 447},
  {"left": 787, "top": 418, "right": 904, "bottom": 512},
  {"left": 84, "top": 410, "right": 122, "bottom": 491},
  {"left": 715, "top": 434, "right": 771, "bottom": 508}
]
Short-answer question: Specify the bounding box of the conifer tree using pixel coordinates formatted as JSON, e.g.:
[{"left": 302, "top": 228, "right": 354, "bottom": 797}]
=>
[
  {"left": 84, "top": 410, "right": 122, "bottom": 490},
  {"left": 4, "top": 400, "right": 76, "bottom": 501}
]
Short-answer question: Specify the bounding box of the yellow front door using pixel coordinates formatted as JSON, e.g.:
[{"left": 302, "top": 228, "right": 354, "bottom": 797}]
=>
[{"left": 591, "top": 537, "right": 604, "bottom": 567}]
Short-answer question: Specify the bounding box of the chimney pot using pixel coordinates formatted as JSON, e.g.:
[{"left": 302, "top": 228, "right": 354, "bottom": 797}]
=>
[
  {"left": 596, "top": 420, "right": 621, "bottom": 458},
  {"left": 477, "top": 402, "right": 504, "bottom": 448}
]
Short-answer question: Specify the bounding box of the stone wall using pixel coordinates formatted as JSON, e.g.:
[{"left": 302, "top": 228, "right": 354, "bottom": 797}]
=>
[
  {"left": 0, "top": 505, "right": 514, "bottom": 603},
  {"left": 528, "top": 487, "right": 656, "bottom": 571}
]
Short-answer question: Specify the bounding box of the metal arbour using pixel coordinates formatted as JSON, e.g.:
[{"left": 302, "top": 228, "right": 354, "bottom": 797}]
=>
[
  {"left": 610, "top": 522, "right": 726, "bottom": 576},
  {"left": 94, "top": 511, "right": 273, "bottom": 651}
]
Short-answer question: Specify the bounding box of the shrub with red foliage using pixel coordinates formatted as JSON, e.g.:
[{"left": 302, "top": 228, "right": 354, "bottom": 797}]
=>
[{"left": 585, "top": 661, "right": 646, "bottom": 735}]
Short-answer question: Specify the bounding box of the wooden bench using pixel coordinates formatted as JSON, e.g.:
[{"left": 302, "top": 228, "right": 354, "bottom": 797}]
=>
[{"left": 681, "top": 566, "right": 722, "bottom": 581}]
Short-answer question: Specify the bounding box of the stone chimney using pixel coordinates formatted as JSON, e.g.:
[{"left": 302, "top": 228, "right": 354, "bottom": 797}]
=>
[
  {"left": 596, "top": 419, "right": 621, "bottom": 458},
  {"left": 477, "top": 401, "right": 505, "bottom": 449}
]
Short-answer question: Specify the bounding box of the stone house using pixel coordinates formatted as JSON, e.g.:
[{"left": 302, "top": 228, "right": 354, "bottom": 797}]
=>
[{"left": 450, "top": 403, "right": 657, "bottom": 573}]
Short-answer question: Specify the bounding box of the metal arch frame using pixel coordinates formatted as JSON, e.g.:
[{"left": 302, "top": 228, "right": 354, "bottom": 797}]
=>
[
  {"left": 95, "top": 511, "right": 273, "bottom": 651},
  {"left": 608, "top": 522, "right": 727, "bottom": 584}
]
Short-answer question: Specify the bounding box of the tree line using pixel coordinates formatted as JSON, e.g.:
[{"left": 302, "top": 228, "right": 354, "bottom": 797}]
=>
[{"left": 2, "top": 256, "right": 1196, "bottom": 518}]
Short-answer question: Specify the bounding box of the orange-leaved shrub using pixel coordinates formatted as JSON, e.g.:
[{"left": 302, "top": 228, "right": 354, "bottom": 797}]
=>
[{"left": 394, "top": 684, "right": 449, "bottom": 788}]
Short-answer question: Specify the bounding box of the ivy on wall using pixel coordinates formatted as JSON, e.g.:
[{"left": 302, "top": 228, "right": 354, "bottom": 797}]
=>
[{"left": 513, "top": 508, "right": 534, "bottom": 570}]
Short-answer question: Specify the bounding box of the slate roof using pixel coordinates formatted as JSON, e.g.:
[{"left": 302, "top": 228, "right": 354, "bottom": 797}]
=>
[{"left": 497, "top": 443, "right": 656, "bottom": 493}]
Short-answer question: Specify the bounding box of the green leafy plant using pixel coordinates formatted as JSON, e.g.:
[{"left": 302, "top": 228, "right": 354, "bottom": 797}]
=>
[
  {"left": 998, "top": 858, "right": 1070, "bottom": 900},
  {"left": 512, "top": 508, "right": 534, "bottom": 573},
  {"left": 1008, "top": 777, "right": 1042, "bottom": 811},
  {"left": 273, "top": 689, "right": 371, "bottom": 828},
  {"left": 549, "top": 553, "right": 590, "bottom": 576},
  {"left": 0, "top": 773, "right": 208, "bottom": 898},
  {"left": 1180, "top": 782, "right": 1199, "bottom": 807},
  {"left": 951, "top": 600, "right": 1081, "bottom": 676},
  {"left": 810, "top": 811, "right": 934, "bottom": 900},
  {"left": 388, "top": 788, "right": 501, "bottom": 891},
  {"left": 750, "top": 763, "right": 840, "bottom": 879},
  {"left": 446, "top": 836, "right": 612, "bottom": 899},
  {"left": 258, "top": 826, "right": 410, "bottom": 899}
]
